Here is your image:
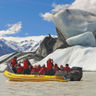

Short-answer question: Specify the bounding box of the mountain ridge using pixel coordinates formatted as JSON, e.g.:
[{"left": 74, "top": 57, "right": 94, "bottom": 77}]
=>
[{"left": 0, "top": 36, "right": 46, "bottom": 56}]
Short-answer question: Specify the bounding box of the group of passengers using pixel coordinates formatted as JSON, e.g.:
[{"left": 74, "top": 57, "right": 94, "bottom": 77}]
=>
[{"left": 11, "top": 57, "right": 70, "bottom": 75}]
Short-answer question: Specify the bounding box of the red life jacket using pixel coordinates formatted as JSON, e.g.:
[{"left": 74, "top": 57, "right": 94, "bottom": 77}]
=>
[
  {"left": 47, "top": 61, "right": 53, "bottom": 70},
  {"left": 54, "top": 66, "right": 59, "bottom": 72},
  {"left": 38, "top": 66, "right": 42, "bottom": 72},
  {"left": 32, "top": 68, "right": 39, "bottom": 72},
  {"left": 24, "top": 60, "right": 29, "bottom": 69},
  {"left": 17, "top": 66, "right": 23, "bottom": 73},
  {"left": 40, "top": 67, "right": 47, "bottom": 75},
  {"left": 64, "top": 66, "right": 70, "bottom": 72},
  {"left": 11, "top": 59, "right": 17, "bottom": 67}
]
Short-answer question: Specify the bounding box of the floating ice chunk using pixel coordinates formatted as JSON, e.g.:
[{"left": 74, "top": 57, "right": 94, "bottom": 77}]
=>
[{"left": 66, "top": 32, "right": 96, "bottom": 46}]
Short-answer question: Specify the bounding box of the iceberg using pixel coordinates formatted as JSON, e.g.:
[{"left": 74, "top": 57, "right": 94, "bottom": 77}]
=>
[
  {"left": 35, "top": 46, "right": 96, "bottom": 71},
  {"left": 66, "top": 32, "right": 96, "bottom": 46},
  {"left": 52, "top": 9, "right": 96, "bottom": 46},
  {"left": 70, "top": 0, "right": 96, "bottom": 14}
]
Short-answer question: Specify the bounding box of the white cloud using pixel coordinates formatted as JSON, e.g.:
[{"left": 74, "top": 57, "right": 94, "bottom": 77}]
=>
[
  {"left": 41, "top": 3, "right": 71, "bottom": 21},
  {"left": 40, "top": 12, "right": 53, "bottom": 21},
  {"left": 41, "top": 0, "right": 96, "bottom": 21},
  {"left": 0, "top": 21, "right": 22, "bottom": 36}
]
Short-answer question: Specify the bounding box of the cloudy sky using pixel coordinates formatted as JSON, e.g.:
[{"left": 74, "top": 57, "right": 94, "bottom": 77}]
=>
[{"left": 0, "top": 0, "right": 74, "bottom": 37}]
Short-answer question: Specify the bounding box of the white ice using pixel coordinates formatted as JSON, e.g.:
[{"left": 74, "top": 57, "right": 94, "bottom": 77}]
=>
[
  {"left": 70, "top": 0, "right": 96, "bottom": 14},
  {"left": 34, "top": 46, "right": 96, "bottom": 71},
  {"left": 53, "top": 9, "right": 96, "bottom": 39},
  {"left": 52, "top": 9, "right": 96, "bottom": 46},
  {"left": 66, "top": 32, "right": 96, "bottom": 46}
]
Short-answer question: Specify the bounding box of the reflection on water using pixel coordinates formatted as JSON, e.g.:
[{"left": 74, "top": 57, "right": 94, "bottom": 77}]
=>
[{"left": 0, "top": 72, "right": 96, "bottom": 96}]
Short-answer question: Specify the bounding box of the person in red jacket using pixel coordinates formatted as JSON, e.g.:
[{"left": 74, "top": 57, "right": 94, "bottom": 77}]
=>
[
  {"left": 39, "top": 65, "right": 47, "bottom": 75},
  {"left": 60, "top": 65, "right": 64, "bottom": 71},
  {"left": 17, "top": 64, "right": 23, "bottom": 74},
  {"left": 23, "top": 58, "right": 31, "bottom": 74},
  {"left": 11, "top": 56, "right": 17, "bottom": 73},
  {"left": 53, "top": 64, "right": 59, "bottom": 72},
  {"left": 64, "top": 64, "right": 70, "bottom": 72},
  {"left": 38, "top": 65, "right": 42, "bottom": 72},
  {"left": 47, "top": 58, "right": 53, "bottom": 70},
  {"left": 45, "top": 58, "right": 55, "bottom": 75},
  {"left": 31, "top": 65, "right": 39, "bottom": 75}
]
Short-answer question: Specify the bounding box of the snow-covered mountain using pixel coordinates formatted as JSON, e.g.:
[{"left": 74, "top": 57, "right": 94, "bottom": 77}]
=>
[{"left": 0, "top": 36, "right": 45, "bottom": 56}]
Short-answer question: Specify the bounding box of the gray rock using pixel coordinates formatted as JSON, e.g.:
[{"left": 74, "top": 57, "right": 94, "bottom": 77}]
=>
[
  {"left": 53, "top": 27, "right": 68, "bottom": 51},
  {"left": 35, "top": 35, "right": 57, "bottom": 57},
  {"left": 35, "top": 34, "right": 68, "bottom": 58}
]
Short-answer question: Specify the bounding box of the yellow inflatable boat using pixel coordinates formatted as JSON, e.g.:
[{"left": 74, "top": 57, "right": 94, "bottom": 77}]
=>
[
  {"left": 3, "top": 64, "right": 67, "bottom": 82},
  {"left": 3, "top": 70, "right": 67, "bottom": 82},
  {"left": 3, "top": 64, "right": 82, "bottom": 82}
]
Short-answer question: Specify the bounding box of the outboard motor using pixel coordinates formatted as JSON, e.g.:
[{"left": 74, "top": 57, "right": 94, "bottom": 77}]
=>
[{"left": 70, "top": 67, "right": 82, "bottom": 81}]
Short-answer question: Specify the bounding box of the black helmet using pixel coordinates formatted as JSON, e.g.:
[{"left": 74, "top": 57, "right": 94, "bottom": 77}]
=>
[{"left": 66, "top": 64, "right": 69, "bottom": 66}]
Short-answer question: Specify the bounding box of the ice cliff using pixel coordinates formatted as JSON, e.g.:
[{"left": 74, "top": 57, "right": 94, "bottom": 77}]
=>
[
  {"left": 52, "top": 9, "right": 96, "bottom": 46},
  {"left": 70, "top": 0, "right": 96, "bottom": 14}
]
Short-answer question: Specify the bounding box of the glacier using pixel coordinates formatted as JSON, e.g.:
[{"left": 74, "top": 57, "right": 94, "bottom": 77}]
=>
[
  {"left": 52, "top": 9, "right": 96, "bottom": 46},
  {"left": 49, "top": 0, "right": 96, "bottom": 71},
  {"left": 34, "top": 46, "right": 96, "bottom": 71},
  {"left": 51, "top": 7, "right": 96, "bottom": 71},
  {"left": 70, "top": 0, "right": 96, "bottom": 14}
]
